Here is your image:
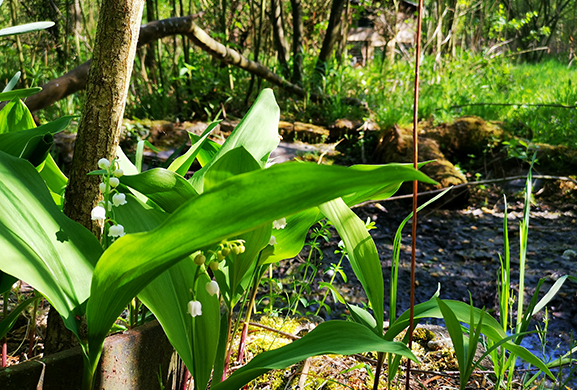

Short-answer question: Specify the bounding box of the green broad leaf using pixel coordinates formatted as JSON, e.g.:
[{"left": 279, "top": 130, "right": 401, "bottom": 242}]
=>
[
  {"left": 0, "top": 295, "right": 41, "bottom": 340},
  {"left": 0, "top": 98, "right": 36, "bottom": 134},
  {"left": 436, "top": 298, "right": 467, "bottom": 385},
  {"left": 0, "top": 116, "right": 74, "bottom": 166},
  {"left": 86, "top": 161, "right": 434, "bottom": 369},
  {"left": 189, "top": 89, "right": 280, "bottom": 193},
  {"left": 319, "top": 198, "right": 384, "bottom": 334},
  {"left": 168, "top": 121, "right": 219, "bottom": 176},
  {"left": 3, "top": 72, "right": 21, "bottom": 93},
  {"left": 347, "top": 304, "right": 377, "bottom": 330},
  {"left": 116, "top": 146, "right": 139, "bottom": 176},
  {"left": 203, "top": 147, "right": 261, "bottom": 192},
  {"left": 0, "top": 271, "right": 18, "bottom": 294},
  {"left": 121, "top": 169, "right": 199, "bottom": 213},
  {"left": 189, "top": 133, "right": 221, "bottom": 167},
  {"left": 37, "top": 154, "right": 68, "bottom": 201},
  {"left": 212, "top": 320, "right": 417, "bottom": 390},
  {"left": 191, "top": 272, "right": 220, "bottom": 390},
  {"left": 0, "top": 21, "right": 55, "bottom": 37},
  {"left": 0, "top": 151, "right": 102, "bottom": 337},
  {"left": 138, "top": 259, "right": 198, "bottom": 375},
  {"left": 0, "top": 88, "right": 42, "bottom": 102},
  {"left": 531, "top": 275, "right": 568, "bottom": 316},
  {"left": 258, "top": 208, "right": 321, "bottom": 266},
  {"left": 115, "top": 196, "right": 220, "bottom": 389}
]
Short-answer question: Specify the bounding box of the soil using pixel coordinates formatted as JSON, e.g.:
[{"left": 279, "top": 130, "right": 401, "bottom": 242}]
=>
[{"left": 270, "top": 181, "right": 577, "bottom": 389}]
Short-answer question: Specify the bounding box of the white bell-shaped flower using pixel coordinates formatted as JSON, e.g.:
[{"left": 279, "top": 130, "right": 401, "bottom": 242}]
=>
[
  {"left": 91, "top": 206, "right": 106, "bottom": 221},
  {"left": 206, "top": 281, "right": 219, "bottom": 296},
  {"left": 112, "top": 193, "right": 127, "bottom": 207},
  {"left": 108, "top": 224, "right": 125, "bottom": 237},
  {"left": 187, "top": 300, "right": 202, "bottom": 317},
  {"left": 98, "top": 158, "right": 110, "bottom": 169}
]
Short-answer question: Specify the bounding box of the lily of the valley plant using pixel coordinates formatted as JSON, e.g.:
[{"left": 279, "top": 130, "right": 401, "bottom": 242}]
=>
[{"left": 0, "top": 89, "right": 555, "bottom": 390}]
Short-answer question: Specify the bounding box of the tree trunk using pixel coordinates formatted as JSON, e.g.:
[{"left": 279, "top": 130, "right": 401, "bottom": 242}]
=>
[
  {"left": 145, "top": 0, "right": 158, "bottom": 83},
  {"left": 314, "top": 0, "right": 346, "bottom": 81},
  {"left": 270, "top": 0, "right": 290, "bottom": 80},
  {"left": 290, "top": 0, "right": 304, "bottom": 85},
  {"left": 45, "top": 0, "right": 145, "bottom": 356}
]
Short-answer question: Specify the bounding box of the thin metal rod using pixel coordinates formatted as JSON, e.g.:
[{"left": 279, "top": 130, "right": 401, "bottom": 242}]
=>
[{"left": 406, "top": 0, "right": 424, "bottom": 388}]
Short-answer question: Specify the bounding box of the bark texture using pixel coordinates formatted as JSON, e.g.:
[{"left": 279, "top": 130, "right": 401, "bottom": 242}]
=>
[
  {"left": 270, "top": 0, "right": 290, "bottom": 80},
  {"left": 290, "top": 0, "right": 304, "bottom": 85},
  {"left": 45, "top": 0, "right": 145, "bottom": 356}
]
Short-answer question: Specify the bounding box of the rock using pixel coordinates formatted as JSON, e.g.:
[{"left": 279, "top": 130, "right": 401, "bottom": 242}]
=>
[{"left": 373, "top": 124, "right": 468, "bottom": 191}]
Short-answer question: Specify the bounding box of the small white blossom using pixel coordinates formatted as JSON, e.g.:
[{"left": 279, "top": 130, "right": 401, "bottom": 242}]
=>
[
  {"left": 109, "top": 177, "right": 120, "bottom": 187},
  {"left": 108, "top": 224, "right": 125, "bottom": 237},
  {"left": 273, "top": 218, "right": 287, "bottom": 230},
  {"left": 113, "top": 169, "right": 124, "bottom": 178},
  {"left": 112, "top": 193, "right": 127, "bottom": 206},
  {"left": 187, "top": 300, "right": 202, "bottom": 317},
  {"left": 98, "top": 158, "right": 110, "bottom": 169},
  {"left": 206, "top": 281, "right": 219, "bottom": 296},
  {"left": 91, "top": 206, "right": 106, "bottom": 221},
  {"left": 269, "top": 236, "right": 277, "bottom": 246},
  {"left": 99, "top": 182, "right": 110, "bottom": 194},
  {"left": 338, "top": 240, "right": 345, "bottom": 248}
]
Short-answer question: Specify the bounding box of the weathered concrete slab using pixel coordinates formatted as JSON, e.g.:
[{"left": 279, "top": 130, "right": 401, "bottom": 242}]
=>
[{"left": 0, "top": 320, "right": 177, "bottom": 390}]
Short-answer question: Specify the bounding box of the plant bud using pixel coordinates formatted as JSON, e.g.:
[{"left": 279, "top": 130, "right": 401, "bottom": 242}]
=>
[{"left": 194, "top": 253, "right": 206, "bottom": 266}]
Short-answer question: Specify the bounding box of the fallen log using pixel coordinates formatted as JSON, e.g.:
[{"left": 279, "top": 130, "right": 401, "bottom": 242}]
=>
[{"left": 21, "top": 15, "right": 363, "bottom": 113}]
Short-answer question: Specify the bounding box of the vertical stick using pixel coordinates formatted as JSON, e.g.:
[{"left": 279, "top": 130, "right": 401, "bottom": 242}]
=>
[{"left": 406, "top": 0, "right": 424, "bottom": 389}]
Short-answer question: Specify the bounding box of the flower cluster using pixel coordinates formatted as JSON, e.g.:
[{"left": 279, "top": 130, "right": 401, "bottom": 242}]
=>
[
  {"left": 90, "top": 157, "right": 127, "bottom": 242},
  {"left": 194, "top": 239, "right": 246, "bottom": 272}
]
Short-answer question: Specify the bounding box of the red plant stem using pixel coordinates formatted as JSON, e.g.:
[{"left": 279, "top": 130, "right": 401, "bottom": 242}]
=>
[
  {"left": 1, "top": 338, "right": 6, "bottom": 368},
  {"left": 2, "top": 291, "right": 7, "bottom": 368},
  {"left": 236, "top": 322, "right": 249, "bottom": 364},
  {"left": 182, "top": 369, "right": 190, "bottom": 390},
  {"left": 406, "top": 0, "right": 424, "bottom": 389}
]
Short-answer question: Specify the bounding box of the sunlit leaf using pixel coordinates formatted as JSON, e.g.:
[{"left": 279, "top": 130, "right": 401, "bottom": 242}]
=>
[
  {"left": 212, "top": 320, "right": 417, "bottom": 390},
  {"left": 0, "top": 151, "right": 101, "bottom": 337}
]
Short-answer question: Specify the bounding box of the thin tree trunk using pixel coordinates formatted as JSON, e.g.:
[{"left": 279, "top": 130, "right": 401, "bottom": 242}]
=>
[
  {"left": 270, "top": 0, "right": 290, "bottom": 80},
  {"left": 246, "top": 0, "right": 267, "bottom": 103},
  {"left": 145, "top": 0, "right": 158, "bottom": 83},
  {"left": 9, "top": 0, "right": 28, "bottom": 88},
  {"left": 290, "top": 0, "right": 304, "bottom": 85},
  {"left": 314, "top": 0, "right": 346, "bottom": 81},
  {"left": 71, "top": 0, "right": 82, "bottom": 66}
]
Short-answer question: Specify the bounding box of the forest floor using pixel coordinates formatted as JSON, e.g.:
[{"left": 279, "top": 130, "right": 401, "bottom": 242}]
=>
[{"left": 264, "top": 180, "right": 577, "bottom": 389}]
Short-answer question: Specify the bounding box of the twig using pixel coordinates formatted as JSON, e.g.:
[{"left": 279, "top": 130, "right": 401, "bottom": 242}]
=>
[
  {"left": 353, "top": 174, "right": 577, "bottom": 206},
  {"left": 247, "top": 321, "right": 301, "bottom": 340},
  {"left": 442, "top": 102, "right": 577, "bottom": 110}
]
